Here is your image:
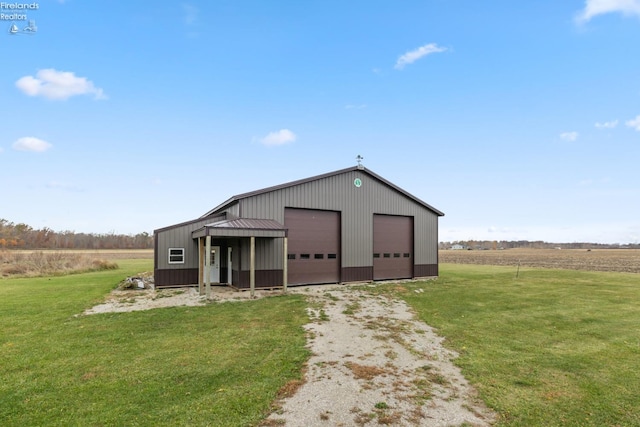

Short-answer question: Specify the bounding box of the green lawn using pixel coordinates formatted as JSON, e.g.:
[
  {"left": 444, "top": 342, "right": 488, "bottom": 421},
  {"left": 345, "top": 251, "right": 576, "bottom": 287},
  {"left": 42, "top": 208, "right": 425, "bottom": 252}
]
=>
[
  {"left": 390, "top": 264, "right": 640, "bottom": 427},
  {"left": 0, "top": 260, "right": 309, "bottom": 427},
  {"left": 4, "top": 261, "right": 640, "bottom": 426}
]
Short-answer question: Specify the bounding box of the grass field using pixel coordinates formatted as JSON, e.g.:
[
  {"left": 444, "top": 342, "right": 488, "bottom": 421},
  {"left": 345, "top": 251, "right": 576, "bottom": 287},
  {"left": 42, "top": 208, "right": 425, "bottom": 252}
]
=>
[
  {"left": 3, "top": 254, "right": 640, "bottom": 426},
  {"left": 388, "top": 264, "right": 640, "bottom": 426},
  {"left": 0, "top": 259, "right": 309, "bottom": 427},
  {"left": 440, "top": 248, "right": 640, "bottom": 273}
]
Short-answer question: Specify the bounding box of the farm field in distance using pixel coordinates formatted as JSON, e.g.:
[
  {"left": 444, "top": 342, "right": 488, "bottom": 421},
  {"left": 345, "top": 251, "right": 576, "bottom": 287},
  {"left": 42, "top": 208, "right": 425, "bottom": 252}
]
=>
[
  {"left": 0, "top": 249, "right": 154, "bottom": 278},
  {"left": 5, "top": 249, "right": 154, "bottom": 260},
  {"left": 439, "top": 248, "right": 640, "bottom": 273}
]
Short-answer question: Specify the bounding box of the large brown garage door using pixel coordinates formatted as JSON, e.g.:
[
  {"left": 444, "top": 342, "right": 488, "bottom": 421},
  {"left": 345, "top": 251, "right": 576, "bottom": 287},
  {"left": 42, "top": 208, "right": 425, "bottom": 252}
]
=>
[
  {"left": 373, "top": 214, "right": 413, "bottom": 280},
  {"left": 285, "top": 208, "right": 340, "bottom": 285}
]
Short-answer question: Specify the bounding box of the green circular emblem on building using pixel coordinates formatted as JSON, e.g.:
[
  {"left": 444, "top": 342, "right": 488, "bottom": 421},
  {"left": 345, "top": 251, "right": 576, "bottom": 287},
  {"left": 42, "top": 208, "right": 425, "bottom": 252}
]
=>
[{"left": 354, "top": 178, "right": 362, "bottom": 188}]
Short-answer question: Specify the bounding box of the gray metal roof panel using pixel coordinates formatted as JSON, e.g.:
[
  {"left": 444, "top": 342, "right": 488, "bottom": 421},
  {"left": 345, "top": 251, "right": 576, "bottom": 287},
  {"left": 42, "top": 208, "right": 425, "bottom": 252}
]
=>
[
  {"left": 206, "top": 218, "right": 285, "bottom": 230},
  {"left": 191, "top": 218, "right": 287, "bottom": 239}
]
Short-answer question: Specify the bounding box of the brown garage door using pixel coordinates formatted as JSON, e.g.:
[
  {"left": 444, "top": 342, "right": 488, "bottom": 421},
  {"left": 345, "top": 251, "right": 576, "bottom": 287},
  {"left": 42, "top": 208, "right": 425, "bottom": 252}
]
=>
[
  {"left": 285, "top": 208, "right": 340, "bottom": 285},
  {"left": 373, "top": 214, "right": 413, "bottom": 280}
]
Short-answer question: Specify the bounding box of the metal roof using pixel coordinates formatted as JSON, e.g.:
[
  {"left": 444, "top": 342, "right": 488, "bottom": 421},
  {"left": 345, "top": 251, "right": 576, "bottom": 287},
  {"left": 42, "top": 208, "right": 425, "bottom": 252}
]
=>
[
  {"left": 207, "top": 218, "right": 285, "bottom": 230},
  {"left": 201, "top": 166, "right": 445, "bottom": 218},
  {"left": 191, "top": 218, "right": 287, "bottom": 239}
]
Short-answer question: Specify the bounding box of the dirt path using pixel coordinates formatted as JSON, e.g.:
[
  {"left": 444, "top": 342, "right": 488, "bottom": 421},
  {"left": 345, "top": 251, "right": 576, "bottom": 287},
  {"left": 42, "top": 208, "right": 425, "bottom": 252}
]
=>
[{"left": 83, "top": 284, "right": 496, "bottom": 426}]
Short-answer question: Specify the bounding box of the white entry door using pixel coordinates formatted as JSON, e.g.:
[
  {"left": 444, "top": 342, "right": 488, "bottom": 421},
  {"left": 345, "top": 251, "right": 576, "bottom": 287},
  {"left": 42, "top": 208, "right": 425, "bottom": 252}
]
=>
[{"left": 210, "top": 246, "right": 220, "bottom": 283}]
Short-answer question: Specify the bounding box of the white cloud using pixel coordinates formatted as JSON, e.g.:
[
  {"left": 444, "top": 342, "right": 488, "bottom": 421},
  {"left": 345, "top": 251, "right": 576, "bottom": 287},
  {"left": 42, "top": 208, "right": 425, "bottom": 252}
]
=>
[
  {"left": 625, "top": 114, "right": 640, "bottom": 130},
  {"left": 394, "top": 43, "right": 447, "bottom": 70},
  {"left": 258, "top": 129, "right": 297, "bottom": 146},
  {"left": 560, "top": 131, "right": 579, "bottom": 141},
  {"left": 15, "top": 69, "right": 107, "bottom": 100},
  {"left": 576, "top": 0, "right": 640, "bottom": 23},
  {"left": 12, "top": 137, "right": 52, "bottom": 152},
  {"left": 595, "top": 119, "right": 619, "bottom": 129}
]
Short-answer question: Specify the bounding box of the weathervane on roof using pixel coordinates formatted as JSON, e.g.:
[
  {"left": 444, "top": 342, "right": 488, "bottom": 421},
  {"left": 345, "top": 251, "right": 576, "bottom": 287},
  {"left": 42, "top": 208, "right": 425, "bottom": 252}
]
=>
[{"left": 356, "top": 155, "right": 364, "bottom": 169}]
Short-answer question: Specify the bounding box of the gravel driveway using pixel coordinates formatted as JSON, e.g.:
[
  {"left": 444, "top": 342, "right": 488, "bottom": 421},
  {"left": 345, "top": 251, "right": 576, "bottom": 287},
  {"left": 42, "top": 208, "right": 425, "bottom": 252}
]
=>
[
  {"left": 263, "top": 285, "right": 495, "bottom": 426},
  {"left": 84, "top": 283, "right": 496, "bottom": 426}
]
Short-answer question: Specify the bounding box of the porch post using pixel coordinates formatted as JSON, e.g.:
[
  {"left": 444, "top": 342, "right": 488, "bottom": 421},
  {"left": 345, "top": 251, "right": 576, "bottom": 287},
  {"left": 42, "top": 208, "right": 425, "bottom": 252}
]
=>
[
  {"left": 250, "top": 236, "right": 255, "bottom": 298},
  {"left": 198, "top": 237, "right": 203, "bottom": 295},
  {"left": 205, "top": 235, "right": 211, "bottom": 298},
  {"left": 283, "top": 236, "right": 288, "bottom": 293}
]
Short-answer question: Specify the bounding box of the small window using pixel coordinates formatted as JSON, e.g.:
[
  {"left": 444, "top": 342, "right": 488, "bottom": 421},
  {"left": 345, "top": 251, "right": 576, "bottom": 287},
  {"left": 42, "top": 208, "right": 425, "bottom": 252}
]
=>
[
  {"left": 287, "top": 254, "right": 296, "bottom": 260},
  {"left": 168, "top": 248, "right": 185, "bottom": 264},
  {"left": 327, "top": 253, "right": 337, "bottom": 259},
  {"left": 383, "top": 253, "right": 391, "bottom": 258},
  {"left": 373, "top": 253, "right": 380, "bottom": 258},
  {"left": 314, "top": 254, "right": 324, "bottom": 259},
  {"left": 403, "top": 253, "right": 410, "bottom": 258},
  {"left": 394, "top": 253, "right": 400, "bottom": 258},
  {"left": 300, "top": 254, "right": 310, "bottom": 259}
]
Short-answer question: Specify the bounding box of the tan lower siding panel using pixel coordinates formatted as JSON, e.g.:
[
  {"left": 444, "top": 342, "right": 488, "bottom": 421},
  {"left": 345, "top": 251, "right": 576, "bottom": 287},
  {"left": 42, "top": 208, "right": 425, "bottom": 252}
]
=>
[
  {"left": 414, "top": 264, "right": 438, "bottom": 277},
  {"left": 341, "top": 266, "right": 373, "bottom": 283},
  {"left": 155, "top": 268, "right": 199, "bottom": 287}
]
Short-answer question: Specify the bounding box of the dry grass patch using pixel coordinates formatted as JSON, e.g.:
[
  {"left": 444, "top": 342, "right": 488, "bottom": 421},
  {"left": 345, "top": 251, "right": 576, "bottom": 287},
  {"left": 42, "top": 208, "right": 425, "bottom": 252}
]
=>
[
  {"left": 259, "top": 418, "right": 286, "bottom": 426},
  {"left": 345, "top": 361, "right": 388, "bottom": 381},
  {"left": 277, "top": 378, "right": 306, "bottom": 399},
  {"left": 0, "top": 250, "right": 117, "bottom": 278},
  {"left": 377, "top": 410, "right": 402, "bottom": 425}
]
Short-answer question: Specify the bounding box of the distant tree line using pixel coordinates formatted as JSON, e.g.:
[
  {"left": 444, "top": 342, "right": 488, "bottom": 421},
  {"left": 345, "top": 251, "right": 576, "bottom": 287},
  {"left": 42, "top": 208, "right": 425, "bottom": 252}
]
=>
[
  {"left": 439, "top": 240, "right": 640, "bottom": 250},
  {"left": 0, "top": 219, "right": 153, "bottom": 250}
]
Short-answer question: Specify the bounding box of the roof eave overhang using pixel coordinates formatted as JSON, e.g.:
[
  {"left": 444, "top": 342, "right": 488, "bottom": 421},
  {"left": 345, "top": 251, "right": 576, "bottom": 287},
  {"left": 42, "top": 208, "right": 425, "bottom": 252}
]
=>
[
  {"left": 192, "top": 227, "right": 287, "bottom": 239},
  {"left": 200, "top": 198, "right": 238, "bottom": 219}
]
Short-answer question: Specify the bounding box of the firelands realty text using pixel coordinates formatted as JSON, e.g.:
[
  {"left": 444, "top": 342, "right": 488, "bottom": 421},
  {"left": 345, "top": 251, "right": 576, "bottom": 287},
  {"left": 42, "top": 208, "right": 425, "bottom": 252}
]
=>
[{"left": 1, "top": 2, "right": 38, "bottom": 20}]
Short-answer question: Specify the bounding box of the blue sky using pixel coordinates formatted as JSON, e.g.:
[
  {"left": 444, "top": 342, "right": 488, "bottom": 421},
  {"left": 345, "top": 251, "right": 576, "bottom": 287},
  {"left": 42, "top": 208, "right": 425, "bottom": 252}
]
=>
[{"left": 2, "top": 0, "right": 639, "bottom": 243}]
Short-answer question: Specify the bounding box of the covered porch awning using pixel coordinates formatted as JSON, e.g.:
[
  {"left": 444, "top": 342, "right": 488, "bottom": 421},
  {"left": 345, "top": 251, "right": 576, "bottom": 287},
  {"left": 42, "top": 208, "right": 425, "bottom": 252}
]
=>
[
  {"left": 192, "top": 218, "right": 287, "bottom": 239},
  {"left": 191, "top": 218, "right": 288, "bottom": 297}
]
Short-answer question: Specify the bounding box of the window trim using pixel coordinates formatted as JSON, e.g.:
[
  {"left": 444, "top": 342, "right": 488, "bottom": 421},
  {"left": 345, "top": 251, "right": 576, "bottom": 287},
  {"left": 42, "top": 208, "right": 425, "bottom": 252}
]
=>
[{"left": 168, "top": 247, "right": 185, "bottom": 264}]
